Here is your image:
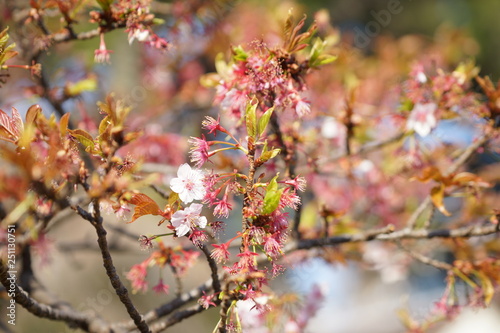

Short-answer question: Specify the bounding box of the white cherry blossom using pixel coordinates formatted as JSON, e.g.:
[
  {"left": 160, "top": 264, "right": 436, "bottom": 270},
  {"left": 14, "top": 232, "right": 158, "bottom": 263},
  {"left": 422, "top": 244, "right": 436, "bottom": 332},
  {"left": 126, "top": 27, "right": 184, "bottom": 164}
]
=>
[
  {"left": 406, "top": 102, "right": 437, "bottom": 137},
  {"left": 170, "top": 163, "right": 206, "bottom": 203},
  {"left": 171, "top": 203, "right": 207, "bottom": 237}
]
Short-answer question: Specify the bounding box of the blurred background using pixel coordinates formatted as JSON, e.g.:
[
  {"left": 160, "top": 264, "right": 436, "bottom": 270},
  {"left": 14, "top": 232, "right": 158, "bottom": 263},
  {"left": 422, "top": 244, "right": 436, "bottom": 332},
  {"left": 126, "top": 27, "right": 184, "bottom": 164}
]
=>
[{"left": 1, "top": 0, "right": 500, "bottom": 332}]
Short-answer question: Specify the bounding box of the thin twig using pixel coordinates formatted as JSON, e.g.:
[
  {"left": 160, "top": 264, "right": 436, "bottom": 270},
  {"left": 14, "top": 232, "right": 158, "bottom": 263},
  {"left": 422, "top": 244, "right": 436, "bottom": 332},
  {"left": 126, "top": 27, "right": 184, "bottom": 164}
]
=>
[
  {"left": 325, "top": 131, "right": 407, "bottom": 163},
  {"left": 292, "top": 222, "right": 499, "bottom": 251},
  {"left": 406, "top": 133, "right": 490, "bottom": 229},
  {"left": 397, "top": 241, "right": 453, "bottom": 271}
]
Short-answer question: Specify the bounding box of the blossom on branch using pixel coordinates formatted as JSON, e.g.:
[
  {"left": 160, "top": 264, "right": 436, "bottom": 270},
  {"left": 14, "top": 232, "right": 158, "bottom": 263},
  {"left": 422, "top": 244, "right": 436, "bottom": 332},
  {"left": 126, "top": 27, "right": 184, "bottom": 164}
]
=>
[
  {"left": 171, "top": 203, "right": 207, "bottom": 237},
  {"left": 406, "top": 102, "right": 438, "bottom": 137},
  {"left": 170, "top": 163, "right": 206, "bottom": 203},
  {"left": 94, "top": 33, "right": 113, "bottom": 64}
]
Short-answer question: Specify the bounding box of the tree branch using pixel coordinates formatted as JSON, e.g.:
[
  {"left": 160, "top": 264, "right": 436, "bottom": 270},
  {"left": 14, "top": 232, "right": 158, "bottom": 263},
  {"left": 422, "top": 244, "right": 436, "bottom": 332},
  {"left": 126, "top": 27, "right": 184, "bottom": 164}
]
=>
[
  {"left": 292, "top": 223, "right": 499, "bottom": 250},
  {"left": 406, "top": 133, "right": 491, "bottom": 229},
  {"left": 112, "top": 279, "right": 215, "bottom": 331},
  {"left": 74, "top": 204, "right": 151, "bottom": 333},
  {"left": 0, "top": 260, "right": 113, "bottom": 333},
  {"left": 397, "top": 241, "right": 453, "bottom": 271}
]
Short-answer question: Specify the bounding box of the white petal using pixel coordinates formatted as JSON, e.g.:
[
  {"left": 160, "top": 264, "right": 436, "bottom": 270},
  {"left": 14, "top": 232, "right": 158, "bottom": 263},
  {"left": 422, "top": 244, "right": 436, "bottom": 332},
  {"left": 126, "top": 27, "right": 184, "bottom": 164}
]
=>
[
  {"left": 197, "top": 216, "right": 207, "bottom": 229},
  {"left": 175, "top": 224, "right": 190, "bottom": 237},
  {"left": 191, "top": 187, "right": 206, "bottom": 201},
  {"left": 179, "top": 190, "right": 193, "bottom": 204},
  {"left": 190, "top": 203, "right": 203, "bottom": 214},
  {"left": 177, "top": 163, "right": 192, "bottom": 178},
  {"left": 170, "top": 178, "right": 184, "bottom": 193},
  {"left": 415, "top": 123, "right": 430, "bottom": 137}
]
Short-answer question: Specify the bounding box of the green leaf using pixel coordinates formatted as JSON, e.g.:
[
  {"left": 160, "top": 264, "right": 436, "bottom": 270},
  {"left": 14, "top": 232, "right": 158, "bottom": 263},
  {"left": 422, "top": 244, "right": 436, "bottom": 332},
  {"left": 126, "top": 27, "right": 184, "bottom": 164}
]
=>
[
  {"left": 64, "top": 77, "right": 98, "bottom": 97},
  {"left": 259, "top": 144, "right": 280, "bottom": 164},
  {"left": 152, "top": 18, "right": 165, "bottom": 25},
  {"left": 262, "top": 175, "right": 283, "bottom": 215},
  {"left": 0, "top": 27, "right": 18, "bottom": 67},
  {"left": 69, "top": 128, "right": 96, "bottom": 153},
  {"left": 317, "top": 55, "right": 338, "bottom": 66},
  {"left": 232, "top": 45, "right": 248, "bottom": 62},
  {"left": 245, "top": 100, "right": 257, "bottom": 138},
  {"left": 309, "top": 38, "right": 337, "bottom": 68},
  {"left": 257, "top": 106, "right": 274, "bottom": 137}
]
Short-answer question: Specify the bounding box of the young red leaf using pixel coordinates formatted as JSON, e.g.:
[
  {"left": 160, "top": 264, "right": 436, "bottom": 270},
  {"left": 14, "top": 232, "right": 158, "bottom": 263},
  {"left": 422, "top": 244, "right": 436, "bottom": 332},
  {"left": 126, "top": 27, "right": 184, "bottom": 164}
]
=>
[
  {"left": 0, "top": 107, "right": 23, "bottom": 143},
  {"left": 59, "top": 113, "right": 70, "bottom": 137},
  {"left": 128, "top": 193, "right": 163, "bottom": 223},
  {"left": 26, "top": 104, "right": 41, "bottom": 126}
]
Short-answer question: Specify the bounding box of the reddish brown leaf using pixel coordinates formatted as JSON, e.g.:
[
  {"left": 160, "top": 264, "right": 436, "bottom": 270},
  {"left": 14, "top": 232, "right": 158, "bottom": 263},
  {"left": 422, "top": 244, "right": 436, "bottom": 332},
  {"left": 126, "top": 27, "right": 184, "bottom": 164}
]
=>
[
  {"left": 59, "top": 113, "right": 70, "bottom": 137},
  {"left": 128, "top": 193, "right": 162, "bottom": 223},
  {"left": 414, "top": 166, "right": 443, "bottom": 183},
  {"left": 0, "top": 107, "right": 23, "bottom": 143},
  {"left": 26, "top": 104, "right": 42, "bottom": 127}
]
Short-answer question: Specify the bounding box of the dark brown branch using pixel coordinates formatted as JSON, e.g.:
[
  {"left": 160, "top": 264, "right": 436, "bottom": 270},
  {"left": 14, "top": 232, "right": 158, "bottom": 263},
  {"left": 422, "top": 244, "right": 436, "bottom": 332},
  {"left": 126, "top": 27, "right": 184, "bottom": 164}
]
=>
[
  {"left": 113, "top": 279, "right": 215, "bottom": 331},
  {"left": 149, "top": 304, "right": 207, "bottom": 332},
  {"left": 200, "top": 244, "right": 222, "bottom": 295},
  {"left": 75, "top": 204, "right": 151, "bottom": 333}
]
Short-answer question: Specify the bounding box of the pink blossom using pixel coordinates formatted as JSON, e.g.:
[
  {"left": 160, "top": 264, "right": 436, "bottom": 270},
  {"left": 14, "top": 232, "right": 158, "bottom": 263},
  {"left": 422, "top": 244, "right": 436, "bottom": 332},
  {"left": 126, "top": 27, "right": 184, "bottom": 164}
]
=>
[
  {"left": 279, "top": 188, "right": 301, "bottom": 210},
  {"left": 210, "top": 220, "right": 225, "bottom": 237},
  {"left": 213, "top": 195, "right": 232, "bottom": 218},
  {"left": 202, "top": 116, "right": 225, "bottom": 136},
  {"left": 271, "top": 263, "right": 285, "bottom": 277},
  {"left": 406, "top": 103, "right": 437, "bottom": 137},
  {"left": 171, "top": 203, "right": 207, "bottom": 237},
  {"left": 115, "top": 204, "right": 131, "bottom": 221},
  {"left": 220, "top": 89, "right": 247, "bottom": 117},
  {"left": 188, "top": 135, "right": 211, "bottom": 167},
  {"left": 223, "top": 262, "right": 240, "bottom": 275},
  {"left": 94, "top": 34, "right": 113, "bottom": 64},
  {"left": 170, "top": 163, "right": 206, "bottom": 203},
  {"left": 198, "top": 292, "right": 217, "bottom": 309},
  {"left": 152, "top": 278, "right": 170, "bottom": 294},
  {"left": 188, "top": 229, "right": 208, "bottom": 247},
  {"left": 237, "top": 250, "right": 258, "bottom": 270},
  {"left": 284, "top": 176, "right": 307, "bottom": 192},
  {"left": 263, "top": 235, "right": 282, "bottom": 258},
  {"left": 138, "top": 235, "right": 155, "bottom": 251},
  {"left": 211, "top": 242, "right": 231, "bottom": 263},
  {"left": 295, "top": 99, "right": 311, "bottom": 117},
  {"left": 126, "top": 263, "right": 149, "bottom": 293}
]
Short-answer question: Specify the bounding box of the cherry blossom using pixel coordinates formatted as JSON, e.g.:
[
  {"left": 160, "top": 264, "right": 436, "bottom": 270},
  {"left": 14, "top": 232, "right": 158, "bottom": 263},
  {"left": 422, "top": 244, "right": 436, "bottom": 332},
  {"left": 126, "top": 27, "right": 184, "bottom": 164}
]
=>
[
  {"left": 170, "top": 163, "right": 206, "bottom": 203},
  {"left": 152, "top": 278, "right": 170, "bottom": 294},
  {"left": 170, "top": 203, "right": 207, "bottom": 237},
  {"left": 94, "top": 33, "right": 113, "bottom": 64},
  {"left": 406, "top": 102, "right": 438, "bottom": 137}
]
